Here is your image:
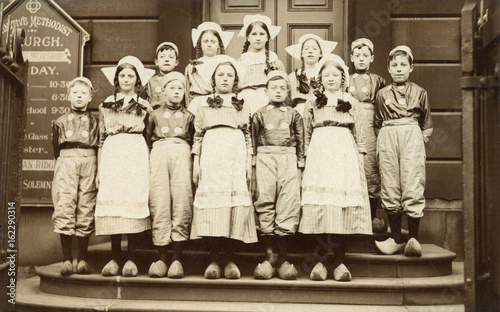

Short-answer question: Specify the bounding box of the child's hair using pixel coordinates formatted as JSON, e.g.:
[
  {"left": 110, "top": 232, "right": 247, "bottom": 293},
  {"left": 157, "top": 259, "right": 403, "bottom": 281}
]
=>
[
  {"left": 266, "top": 75, "right": 289, "bottom": 90},
  {"left": 296, "top": 38, "right": 322, "bottom": 94},
  {"left": 156, "top": 46, "right": 178, "bottom": 59},
  {"left": 242, "top": 21, "right": 275, "bottom": 75},
  {"left": 113, "top": 63, "right": 142, "bottom": 101},
  {"left": 211, "top": 62, "right": 240, "bottom": 95},
  {"left": 387, "top": 50, "right": 413, "bottom": 66},
  {"left": 67, "top": 81, "right": 92, "bottom": 94},
  {"left": 195, "top": 30, "right": 225, "bottom": 59},
  {"left": 351, "top": 43, "right": 373, "bottom": 55},
  {"left": 314, "top": 61, "right": 346, "bottom": 108}
]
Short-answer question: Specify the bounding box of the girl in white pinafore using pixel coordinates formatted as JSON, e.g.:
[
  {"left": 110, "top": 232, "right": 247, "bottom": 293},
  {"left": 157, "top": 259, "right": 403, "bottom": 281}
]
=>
[
  {"left": 300, "top": 54, "right": 372, "bottom": 282},
  {"left": 96, "top": 56, "right": 155, "bottom": 277},
  {"left": 190, "top": 55, "right": 257, "bottom": 280}
]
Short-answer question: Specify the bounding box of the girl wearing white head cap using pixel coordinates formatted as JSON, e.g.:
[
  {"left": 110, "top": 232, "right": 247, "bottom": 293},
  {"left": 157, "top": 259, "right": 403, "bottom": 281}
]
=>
[
  {"left": 300, "top": 54, "right": 372, "bottom": 282},
  {"left": 185, "top": 22, "right": 234, "bottom": 105},
  {"left": 190, "top": 55, "right": 257, "bottom": 280},
  {"left": 237, "top": 14, "right": 286, "bottom": 115},
  {"left": 285, "top": 34, "right": 337, "bottom": 116},
  {"left": 96, "top": 56, "right": 155, "bottom": 278}
]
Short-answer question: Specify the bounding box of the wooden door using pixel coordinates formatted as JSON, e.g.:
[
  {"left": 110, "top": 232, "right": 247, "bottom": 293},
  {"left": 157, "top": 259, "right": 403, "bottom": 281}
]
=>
[{"left": 208, "top": 0, "right": 345, "bottom": 73}]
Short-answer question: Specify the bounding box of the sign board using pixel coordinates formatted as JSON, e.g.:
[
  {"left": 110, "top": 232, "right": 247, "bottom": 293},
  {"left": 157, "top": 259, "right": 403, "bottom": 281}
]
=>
[{"left": 2, "top": 0, "right": 89, "bottom": 205}]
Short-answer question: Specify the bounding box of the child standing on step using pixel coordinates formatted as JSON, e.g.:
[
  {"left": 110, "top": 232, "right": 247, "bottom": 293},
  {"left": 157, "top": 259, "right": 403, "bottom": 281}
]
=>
[
  {"left": 96, "top": 56, "right": 155, "bottom": 277},
  {"left": 147, "top": 72, "right": 195, "bottom": 278},
  {"left": 190, "top": 55, "right": 257, "bottom": 280},
  {"left": 144, "top": 42, "right": 179, "bottom": 109},
  {"left": 51, "top": 77, "right": 98, "bottom": 276},
  {"left": 285, "top": 33, "right": 337, "bottom": 116},
  {"left": 300, "top": 54, "right": 372, "bottom": 282},
  {"left": 374, "top": 46, "right": 433, "bottom": 257},
  {"left": 251, "top": 71, "right": 304, "bottom": 280},
  {"left": 185, "top": 22, "right": 234, "bottom": 107},
  {"left": 348, "top": 38, "right": 387, "bottom": 234},
  {"left": 237, "top": 14, "right": 285, "bottom": 115}
]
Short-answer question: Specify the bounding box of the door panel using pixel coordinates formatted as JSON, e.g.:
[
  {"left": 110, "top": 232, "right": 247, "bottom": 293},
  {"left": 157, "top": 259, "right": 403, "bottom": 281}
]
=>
[{"left": 209, "top": 0, "right": 344, "bottom": 73}]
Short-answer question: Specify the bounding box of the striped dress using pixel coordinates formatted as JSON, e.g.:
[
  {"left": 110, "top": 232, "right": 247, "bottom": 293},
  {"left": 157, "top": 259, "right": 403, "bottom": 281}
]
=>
[
  {"left": 185, "top": 56, "right": 219, "bottom": 105},
  {"left": 190, "top": 94, "right": 257, "bottom": 243},
  {"left": 95, "top": 94, "right": 152, "bottom": 235},
  {"left": 299, "top": 92, "right": 372, "bottom": 235}
]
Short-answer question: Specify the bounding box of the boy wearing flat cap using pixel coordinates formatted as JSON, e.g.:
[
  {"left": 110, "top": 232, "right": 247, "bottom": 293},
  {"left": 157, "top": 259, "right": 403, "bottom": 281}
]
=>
[
  {"left": 374, "top": 46, "right": 433, "bottom": 257},
  {"left": 349, "top": 38, "right": 387, "bottom": 234},
  {"left": 251, "top": 70, "right": 304, "bottom": 280},
  {"left": 51, "top": 77, "right": 99, "bottom": 276},
  {"left": 144, "top": 42, "right": 180, "bottom": 109}
]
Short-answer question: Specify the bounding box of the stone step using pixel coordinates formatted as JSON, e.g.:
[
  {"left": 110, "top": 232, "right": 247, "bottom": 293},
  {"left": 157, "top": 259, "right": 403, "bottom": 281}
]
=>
[
  {"left": 100, "top": 230, "right": 408, "bottom": 254},
  {"left": 86, "top": 243, "right": 455, "bottom": 278},
  {"left": 16, "top": 277, "right": 465, "bottom": 312},
  {"left": 32, "top": 262, "right": 464, "bottom": 306}
]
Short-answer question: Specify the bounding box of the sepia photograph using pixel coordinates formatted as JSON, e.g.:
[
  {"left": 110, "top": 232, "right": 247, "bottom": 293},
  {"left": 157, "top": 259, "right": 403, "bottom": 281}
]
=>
[{"left": 0, "top": 0, "right": 499, "bottom": 311}]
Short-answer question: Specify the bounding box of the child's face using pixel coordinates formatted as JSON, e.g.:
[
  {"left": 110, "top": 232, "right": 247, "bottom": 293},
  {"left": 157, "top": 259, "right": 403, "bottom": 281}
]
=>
[
  {"left": 155, "top": 49, "right": 178, "bottom": 75},
  {"left": 388, "top": 55, "right": 413, "bottom": 84},
  {"left": 266, "top": 78, "right": 288, "bottom": 103},
  {"left": 164, "top": 80, "right": 185, "bottom": 105},
  {"left": 201, "top": 32, "right": 219, "bottom": 57},
  {"left": 351, "top": 46, "right": 374, "bottom": 72},
  {"left": 214, "top": 63, "right": 235, "bottom": 94},
  {"left": 247, "top": 24, "right": 268, "bottom": 52},
  {"left": 321, "top": 64, "right": 343, "bottom": 92},
  {"left": 68, "top": 83, "right": 92, "bottom": 111},
  {"left": 301, "top": 39, "right": 322, "bottom": 66},
  {"left": 118, "top": 68, "right": 138, "bottom": 94}
]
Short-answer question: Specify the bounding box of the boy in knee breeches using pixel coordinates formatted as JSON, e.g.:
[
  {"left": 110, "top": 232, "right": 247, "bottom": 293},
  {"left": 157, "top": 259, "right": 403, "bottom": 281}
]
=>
[
  {"left": 374, "top": 46, "right": 433, "bottom": 257},
  {"left": 51, "top": 77, "right": 98, "bottom": 275},
  {"left": 251, "top": 71, "right": 304, "bottom": 280},
  {"left": 349, "top": 38, "right": 387, "bottom": 233}
]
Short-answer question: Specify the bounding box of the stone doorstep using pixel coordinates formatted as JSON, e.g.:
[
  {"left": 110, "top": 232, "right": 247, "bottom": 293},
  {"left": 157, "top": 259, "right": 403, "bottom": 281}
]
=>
[
  {"left": 83, "top": 244, "right": 455, "bottom": 278},
  {"left": 32, "top": 262, "right": 464, "bottom": 306},
  {"left": 16, "top": 277, "right": 466, "bottom": 312}
]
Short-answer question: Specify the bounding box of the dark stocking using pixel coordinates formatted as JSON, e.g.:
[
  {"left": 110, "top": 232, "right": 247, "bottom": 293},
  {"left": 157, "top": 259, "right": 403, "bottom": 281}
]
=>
[
  {"left": 369, "top": 198, "right": 378, "bottom": 220},
  {"left": 158, "top": 245, "right": 169, "bottom": 264},
  {"left": 60, "top": 234, "right": 73, "bottom": 262},
  {"left": 388, "top": 212, "right": 404, "bottom": 244},
  {"left": 171, "top": 241, "right": 184, "bottom": 263},
  {"left": 331, "top": 234, "right": 347, "bottom": 268},
  {"left": 260, "top": 235, "right": 274, "bottom": 264},
  {"left": 111, "top": 234, "right": 122, "bottom": 263},
  {"left": 77, "top": 236, "right": 89, "bottom": 263},
  {"left": 277, "top": 235, "right": 292, "bottom": 267},
  {"left": 407, "top": 217, "right": 421, "bottom": 241}
]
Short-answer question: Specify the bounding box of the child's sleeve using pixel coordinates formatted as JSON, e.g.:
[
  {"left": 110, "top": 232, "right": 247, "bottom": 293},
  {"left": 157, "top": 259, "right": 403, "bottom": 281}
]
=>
[
  {"left": 98, "top": 105, "right": 108, "bottom": 148},
  {"left": 374, "top": 92, "right": 384, "bottom": 130},
  {"left": 419, "top": 89, "right": 433, "bottom": 141},
  {"left": 187, "top": 113, "right": 196, "bottom": 146},
  {"left": 251, "top": 111, "right": 262, "bottom": 158},
  {"left": 242, "top": 106, "right": 253, "bottom": 157},
  {"left": 144, "top": 111, "right": 155, "bottom": 149},
  {"left": 184, "top": 65, "right": 192, "bottom": 105},
  {"left": 191, "top": 107, "right": 206, "bottom": 156},
  {"left": 351, "top": 99, "right": 367, "bottom": 154},
  {"left": 51, "top": 120, "right": 60, "bottom": 159},
  {"left": 293, "top": 110, "right": 305, "bottom": 168},
  {"left": 303, "top": 101, "right": 314, "bottom": 156},
  {"left": 274, "top": 59, "right": 286, "bottom": 72}
]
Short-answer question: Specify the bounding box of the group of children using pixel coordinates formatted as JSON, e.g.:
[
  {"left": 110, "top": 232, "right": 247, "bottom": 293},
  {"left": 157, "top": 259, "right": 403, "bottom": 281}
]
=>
[{"left": 51, "top": 14, "right": 432, "bottom": 282}]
